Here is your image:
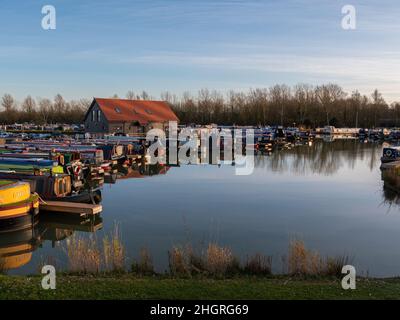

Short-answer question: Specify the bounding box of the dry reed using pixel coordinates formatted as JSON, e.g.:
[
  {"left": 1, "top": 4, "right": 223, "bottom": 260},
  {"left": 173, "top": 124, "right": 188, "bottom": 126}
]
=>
[
  {"left": 131, "top": 247, "right": 155, "bottom": 275},
  {"left": 103, "top": 224, "right": 125, "bottom": 272},
  {"left": 168, "top": 245, "right": 192, "bottom": 276},
  {"left": 288, "top": 239, "right": 350, "bottom": 277},
  {"left": 168, "top": 243, "right": 241, "bottom": 277},
  {"left": 64, "top": 224, "right": 126, "bottom": 273},
  {"left": 205, "top": 243, "right": 237, "bottom": 275},
  {"left": 65, "top": 235, "right": 101, "bottom": 273}
]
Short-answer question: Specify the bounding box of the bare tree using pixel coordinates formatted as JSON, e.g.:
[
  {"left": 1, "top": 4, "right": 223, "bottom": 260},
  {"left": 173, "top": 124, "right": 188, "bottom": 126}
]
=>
[
  {"left": 1, "top": 94, "right": 15, "bottom": 112},
  {"left": 38, "top": 98, "right": 52, "bottom": 124},
  {"left": 126, "top": 90, "right": 136, "bottom": 100}
]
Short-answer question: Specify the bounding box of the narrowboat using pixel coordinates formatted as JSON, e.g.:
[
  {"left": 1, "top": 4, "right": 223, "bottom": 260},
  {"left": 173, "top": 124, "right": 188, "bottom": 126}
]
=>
[
  {"left": 97, "top": 144, "right": 125, "bottom": 162},
  {"left": 0, "top": 173, "right": 102, "bottom": 204},
  {"left": 381, "top": 146, "right": 400, "bottom": 163},
  {"left": 358, "top": 128, "right": 368, "bottom": 139},
  {"left": 0, "top": 180, "right": 39, "bottom": 232},
  {"left": 389, "top": 130, "right": 400, "bottom": 141},
  {"left": 0, "top": 157, "right": 57, "bottom": 172}
]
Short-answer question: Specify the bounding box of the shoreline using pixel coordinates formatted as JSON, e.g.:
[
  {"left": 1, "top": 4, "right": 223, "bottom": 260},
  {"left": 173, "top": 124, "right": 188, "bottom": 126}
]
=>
[{"left": 0, "top": 274, "right": 399, "bottom": 300}]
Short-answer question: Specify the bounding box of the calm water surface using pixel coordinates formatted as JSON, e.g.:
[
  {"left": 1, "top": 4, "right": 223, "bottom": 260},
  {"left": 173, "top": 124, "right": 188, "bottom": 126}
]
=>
[{"left": 7, "top": 139, "right": 400, "bottom": 277}]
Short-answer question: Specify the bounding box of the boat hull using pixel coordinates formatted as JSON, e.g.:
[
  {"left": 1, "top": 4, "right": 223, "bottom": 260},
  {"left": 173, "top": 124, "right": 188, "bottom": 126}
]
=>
[{"left": 0, "top": 194, "right": 39, "bottom": 221}]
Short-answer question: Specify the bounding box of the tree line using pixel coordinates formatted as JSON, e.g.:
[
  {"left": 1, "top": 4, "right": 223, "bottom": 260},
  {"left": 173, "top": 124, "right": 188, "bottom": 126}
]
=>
[
  {"left": 2, "top": 84, "right": 400, "bottom": 128},
  {"left": 0, "top": 94, "right": 91, "bottom": 125},
  {"left": 164, "top": 84, "right": 400, "bottom": 128}
]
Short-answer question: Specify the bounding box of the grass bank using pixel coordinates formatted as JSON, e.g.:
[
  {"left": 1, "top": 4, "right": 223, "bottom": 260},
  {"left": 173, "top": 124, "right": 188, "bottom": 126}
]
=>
[{"left": 0, "top": 274, "right": 399, "bottom": 300}]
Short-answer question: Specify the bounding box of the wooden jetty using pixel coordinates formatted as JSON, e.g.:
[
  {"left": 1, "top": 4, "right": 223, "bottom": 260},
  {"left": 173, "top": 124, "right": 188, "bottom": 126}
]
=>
[{"left": 39, "top": 201, "right": 102, "bottom": 216}]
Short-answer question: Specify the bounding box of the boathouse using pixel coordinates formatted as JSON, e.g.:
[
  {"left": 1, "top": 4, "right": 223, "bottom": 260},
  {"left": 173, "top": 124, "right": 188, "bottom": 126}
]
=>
[{"left": 84, "top": 98, "right": 179, "bottom": 136}]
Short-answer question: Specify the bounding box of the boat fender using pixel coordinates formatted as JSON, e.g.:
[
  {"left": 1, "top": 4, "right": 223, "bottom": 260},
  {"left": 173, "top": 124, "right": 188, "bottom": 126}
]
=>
[{"left": 73, "top": 165, "right": 82, "bottom": 177}]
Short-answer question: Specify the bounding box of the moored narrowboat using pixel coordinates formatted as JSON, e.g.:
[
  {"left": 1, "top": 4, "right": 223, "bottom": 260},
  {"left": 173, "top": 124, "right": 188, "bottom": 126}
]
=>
[
  {"left": 381, "top": 146, "right": 400, "bottom": 163},
  {"left": 0, "top": 173, "right": 101, "bottom": 204},
  {"left": 0, "top": 180, "right": 39, "bottom": 232}
]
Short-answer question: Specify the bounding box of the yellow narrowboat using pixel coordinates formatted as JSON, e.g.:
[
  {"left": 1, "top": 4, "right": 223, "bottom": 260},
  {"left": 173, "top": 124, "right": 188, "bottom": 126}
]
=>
[{"left": 0, "top": 180, "right": 39, "bottom": 230}]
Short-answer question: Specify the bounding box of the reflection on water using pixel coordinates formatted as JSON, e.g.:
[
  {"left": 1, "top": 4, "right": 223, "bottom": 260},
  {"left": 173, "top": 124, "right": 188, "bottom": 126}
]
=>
[
  {"left": 0, "top": 215, "right": 102, "bottom": 271},
  {"left": 4, "top": 138, "right": 400, "bottom": 277},
  {"left": 381, "top": 166, "right": 400, "bottom": 209},
  {"left": 256, "top": 139, "right": 381, "bottom": 175}
]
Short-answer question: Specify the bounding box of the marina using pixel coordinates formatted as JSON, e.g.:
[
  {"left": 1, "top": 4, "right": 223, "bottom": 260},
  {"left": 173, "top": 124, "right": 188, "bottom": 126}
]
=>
[{"left": 0, "top": 132, "right": 399, "bottom": 277}]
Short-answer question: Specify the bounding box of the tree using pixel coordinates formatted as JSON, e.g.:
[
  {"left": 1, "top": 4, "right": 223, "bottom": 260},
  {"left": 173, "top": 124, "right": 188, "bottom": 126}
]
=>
[
  {"left": 1, "top": 94, "right": 15, "bottom": 112},
  {"left": 371, "top": 89, "right": 386, "bottom": 127},
  {"left": 21, "top": 95, "right": 37, "bottom": 122},
  {"left": 1, "top": 94, "right": 17, "bottom": 124},
  {"left": 126, "top": 90, "right": 136, "bottom": 100},
  {"left": 315, "top": 84, "right": 345, "bottom": 126},
  {"left": 38, "top": 98, "right": 52, "bottom": 124}
]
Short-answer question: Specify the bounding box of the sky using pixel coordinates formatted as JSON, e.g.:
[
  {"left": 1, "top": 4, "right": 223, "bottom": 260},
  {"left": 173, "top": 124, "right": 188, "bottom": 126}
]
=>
[{"left": 1, "top": 0, "right": 400, "bottom": 103}]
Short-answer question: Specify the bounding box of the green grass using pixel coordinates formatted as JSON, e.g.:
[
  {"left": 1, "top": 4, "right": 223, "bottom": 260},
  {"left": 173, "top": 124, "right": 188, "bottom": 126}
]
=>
[{"left": 0, "top": 274, "right": 399, "bottom": 300}]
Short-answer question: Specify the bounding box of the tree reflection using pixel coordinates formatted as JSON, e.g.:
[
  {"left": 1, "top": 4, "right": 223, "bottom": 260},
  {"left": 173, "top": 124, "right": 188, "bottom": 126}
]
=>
[{"left": 254, "top": 139, "right": 381, "bottom": 175}]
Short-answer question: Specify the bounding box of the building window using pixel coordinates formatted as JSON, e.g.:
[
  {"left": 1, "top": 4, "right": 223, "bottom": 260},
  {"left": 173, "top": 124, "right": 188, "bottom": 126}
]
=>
[
  {"left": 115, "top": 107, "right": 121, "bottom": 113},
  {"left": 92, "top": 110, "right": 95, "bottom": 121},
  {"left": 97, "top": 110, "right": 101, "bottom": 122},
  {"left": 145, "top": 109, "right": 153, "bottom": 114}
]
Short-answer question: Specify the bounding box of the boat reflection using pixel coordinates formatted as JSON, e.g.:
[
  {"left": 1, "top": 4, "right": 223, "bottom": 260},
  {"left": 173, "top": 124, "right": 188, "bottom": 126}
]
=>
[
  {"left": 38, "top": 213, "right": 103, "bottom": 245},
  {"left": 109, "top": 138, "right": 381, "bottom": 178},
  {"left": 0, "top": 214, "right": 103, "bottom": 271},
  {"left": 0, "top": 223, "right": 40, "bottom": 270},
  {"left": 381, "top": 167, "right": 400, "bottom": 207}
]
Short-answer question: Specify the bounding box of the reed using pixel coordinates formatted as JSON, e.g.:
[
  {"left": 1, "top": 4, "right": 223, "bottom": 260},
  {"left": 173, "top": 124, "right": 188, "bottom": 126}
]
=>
[
  {"left": 205, "top": 243, "right": 238, "bottom": 276},
  {"left": 168, "top": 243, "right": 241, "bottom": 277},
  {"left": 243, "top": 253, "right": 272, "bottom": 275},
  {"left": 61, "top": 230, "right": 350, "bottom": 278},
  {"left": 65, "top": 235, "right": 101, "bottom": 273},
  {"left": 131, "top": 247, "right": 154, "bottom": 275},
  {"left": 325, "top": 255, "right": 352, "bottom": 277},
  {"left": 103, "top": 224, "right": 125, "bottom": 272},
  {"left": 168, "top": 245, "right": 192, "bottom": 277},
  {"left": 288, "top": 239, "right": 350, "bottom": 277},
  {"left": 36, "top": 255, "right": 58, "bottom": 274}
]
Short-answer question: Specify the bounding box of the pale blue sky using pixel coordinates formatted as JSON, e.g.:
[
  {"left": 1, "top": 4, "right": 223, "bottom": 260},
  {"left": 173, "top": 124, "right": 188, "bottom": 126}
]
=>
[{"left": 1, "top": 0, "right": 400, "bottom": 102}]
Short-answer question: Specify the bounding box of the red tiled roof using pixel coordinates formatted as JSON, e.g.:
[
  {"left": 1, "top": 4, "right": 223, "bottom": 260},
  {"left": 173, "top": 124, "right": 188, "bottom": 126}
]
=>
[{"left": 92, "top": 98, "right": 179, "bottom": 124}]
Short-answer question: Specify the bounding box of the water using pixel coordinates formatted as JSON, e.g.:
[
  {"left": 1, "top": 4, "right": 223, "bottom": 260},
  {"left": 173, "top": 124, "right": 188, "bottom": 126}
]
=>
[{"left": 5, "top": 138, "right": 400, "bottom": 277}]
